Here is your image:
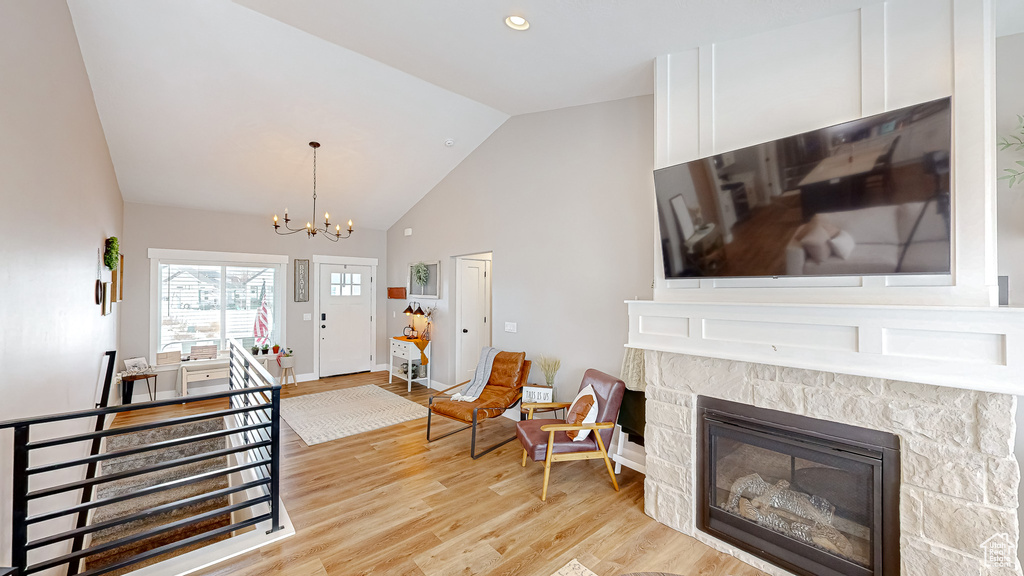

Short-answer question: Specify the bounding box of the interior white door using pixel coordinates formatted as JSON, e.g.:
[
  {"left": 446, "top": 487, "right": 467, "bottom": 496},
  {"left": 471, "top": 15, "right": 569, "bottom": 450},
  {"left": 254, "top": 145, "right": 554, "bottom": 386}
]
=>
[
  {"left": 455, "top": 258, "right": 490, "bottom": 383},
  {"left": 319, "top": 264, "right": 373, "bottom": 377}
]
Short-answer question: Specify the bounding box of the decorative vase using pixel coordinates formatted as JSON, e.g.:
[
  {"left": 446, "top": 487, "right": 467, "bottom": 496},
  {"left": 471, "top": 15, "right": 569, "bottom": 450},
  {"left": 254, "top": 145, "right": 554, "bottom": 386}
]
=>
[
  {"left": 279, "top": 356, "right": 295, "bottom": 369},
  {"left": 272, "top": 345, "right": 280, "bottom": 354}
]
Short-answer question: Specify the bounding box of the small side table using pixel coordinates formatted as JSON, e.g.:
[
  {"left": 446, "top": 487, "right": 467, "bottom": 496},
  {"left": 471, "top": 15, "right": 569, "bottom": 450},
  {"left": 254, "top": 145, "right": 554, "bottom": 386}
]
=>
[
  {"left": 389, "top": 337, "right": 431, "bottom": 392},
  {"left": 122, "top": 373, "right": 157, "bottom": 404},
  {"left": 520, "top": 405, "right": 566, "bottom": 421}
]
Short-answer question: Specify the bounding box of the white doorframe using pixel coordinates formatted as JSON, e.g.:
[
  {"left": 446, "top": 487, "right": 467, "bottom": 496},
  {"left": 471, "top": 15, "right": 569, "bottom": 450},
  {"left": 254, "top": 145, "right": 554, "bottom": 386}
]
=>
[
  {"left": 311, "top": 255, "right": 378, "bottom": 379},
  {"left": 453, "top": 254, "right": 492, "bottom": 385}
]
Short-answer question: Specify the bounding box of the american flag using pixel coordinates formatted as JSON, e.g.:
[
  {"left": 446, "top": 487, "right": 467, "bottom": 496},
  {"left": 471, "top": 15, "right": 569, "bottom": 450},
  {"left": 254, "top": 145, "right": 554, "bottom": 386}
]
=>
[{"left": 253, "top": 281, "right": 271, "bottom": 346}]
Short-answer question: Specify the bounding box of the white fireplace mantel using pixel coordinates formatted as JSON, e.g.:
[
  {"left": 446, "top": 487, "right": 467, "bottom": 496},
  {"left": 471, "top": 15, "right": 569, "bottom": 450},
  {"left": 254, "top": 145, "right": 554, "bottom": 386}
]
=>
[{"left": 627, "top": 300, "right": 1024, "bottom": 396}]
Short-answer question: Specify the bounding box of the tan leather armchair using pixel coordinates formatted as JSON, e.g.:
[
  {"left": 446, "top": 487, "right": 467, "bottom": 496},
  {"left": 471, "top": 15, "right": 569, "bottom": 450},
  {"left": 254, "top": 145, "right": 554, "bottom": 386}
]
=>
[{"left": 426, "top": 353, "right": 532, "bottom": 459}]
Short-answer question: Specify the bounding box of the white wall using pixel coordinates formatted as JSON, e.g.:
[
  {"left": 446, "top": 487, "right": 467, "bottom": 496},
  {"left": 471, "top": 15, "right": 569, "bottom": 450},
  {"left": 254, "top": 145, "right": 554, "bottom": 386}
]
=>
[
  {"left": 654, "top": 0, "right": 997, "bottom": 306},
  {"left": 997, "top": 32, "right": 1024, "bottom": 306},
  {"left": 996, "top": 30, "right": 1024, "bottom": 566},
  {"left": 0, "top": 0, "right": 124, "bottom": 563},
  {"left": 386, "top": 96, "right": 655, "bottom": 400},
  {"left": 119, "top": 202, "right": 387, "bottom": 394}
]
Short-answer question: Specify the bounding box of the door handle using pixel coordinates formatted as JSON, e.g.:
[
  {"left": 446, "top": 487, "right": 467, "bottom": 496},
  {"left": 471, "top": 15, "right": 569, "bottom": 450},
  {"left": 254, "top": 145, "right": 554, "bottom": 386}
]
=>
[
  {"left": 322, "top": 324, "right": 326, "bottom": 329},
  {"left": 463, "top": 329, "right": 469, "bottom": 333}
]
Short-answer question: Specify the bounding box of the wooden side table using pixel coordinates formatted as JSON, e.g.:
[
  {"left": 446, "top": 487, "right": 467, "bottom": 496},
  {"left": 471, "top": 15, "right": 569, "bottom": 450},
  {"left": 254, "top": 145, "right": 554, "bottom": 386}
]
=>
[
  {"left": 520, "top": 405, "right": 565, "bottom": 420},
  {"left": 122, "top": 373, "right": 157, "bottom": 404}
]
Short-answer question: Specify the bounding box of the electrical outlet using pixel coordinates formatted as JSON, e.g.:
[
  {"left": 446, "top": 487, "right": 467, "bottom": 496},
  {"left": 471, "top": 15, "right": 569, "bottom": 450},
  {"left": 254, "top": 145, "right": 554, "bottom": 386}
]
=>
[
  {"left": 504, "top": 322, "right": 517, "bottom": 333},
  {"left": 303, "top": 313, "right": 311, "bottom": 321}
]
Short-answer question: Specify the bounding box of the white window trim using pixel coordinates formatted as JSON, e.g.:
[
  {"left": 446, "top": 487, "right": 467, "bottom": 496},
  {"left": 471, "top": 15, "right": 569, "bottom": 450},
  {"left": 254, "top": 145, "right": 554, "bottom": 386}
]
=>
[
  {"left": 149, "top": 248, "right": 289, "bottom": 362},
  {"left": 311, "top": 254, "right": 378, "bottom": 378}
]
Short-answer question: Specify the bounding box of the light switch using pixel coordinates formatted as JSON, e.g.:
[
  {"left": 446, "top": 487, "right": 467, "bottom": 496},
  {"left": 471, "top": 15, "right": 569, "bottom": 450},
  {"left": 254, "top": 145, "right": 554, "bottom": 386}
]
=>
[
  {"left": 504, "top": 322, "right": 517, "bottom": 333},
  {"left": 303, "top": 313, "right": 311, "bottom": 321}
]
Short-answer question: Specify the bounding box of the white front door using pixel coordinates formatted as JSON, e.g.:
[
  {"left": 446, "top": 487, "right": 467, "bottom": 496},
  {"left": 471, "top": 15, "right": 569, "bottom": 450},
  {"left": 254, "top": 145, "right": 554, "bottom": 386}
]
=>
[
  {"left": 455, "top": 258, "right": 491, "bottom": 383},
  {"left": 319, "top": 263, "right": 373, "bottom": 377}
]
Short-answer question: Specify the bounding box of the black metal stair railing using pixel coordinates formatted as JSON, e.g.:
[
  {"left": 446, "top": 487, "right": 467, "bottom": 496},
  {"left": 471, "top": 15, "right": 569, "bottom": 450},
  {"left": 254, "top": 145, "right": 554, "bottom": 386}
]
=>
[{"left": 0, "top": 339, "right": 283, "bottom": 576}]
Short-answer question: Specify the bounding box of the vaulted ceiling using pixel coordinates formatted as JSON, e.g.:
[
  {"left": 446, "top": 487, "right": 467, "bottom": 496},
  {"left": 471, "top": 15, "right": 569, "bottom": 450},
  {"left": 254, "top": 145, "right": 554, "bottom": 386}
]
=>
[{"left": 66, "top": 0, "right": 1022, "bottom": 231}]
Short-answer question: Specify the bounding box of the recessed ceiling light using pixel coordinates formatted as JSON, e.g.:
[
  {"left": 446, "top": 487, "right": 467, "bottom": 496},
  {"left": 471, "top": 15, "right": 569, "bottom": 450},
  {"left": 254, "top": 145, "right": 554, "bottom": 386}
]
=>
[{"left": 505, "top": 15, "right": 529, "bottom": 31}]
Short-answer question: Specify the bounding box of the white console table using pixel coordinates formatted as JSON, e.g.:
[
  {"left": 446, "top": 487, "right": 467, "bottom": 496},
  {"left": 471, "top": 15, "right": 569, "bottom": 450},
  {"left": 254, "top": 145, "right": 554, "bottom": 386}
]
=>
[
  {"left": 389, "top": 337, "right": 431, "bottom": 392},
  {"left": 180, "top": 355, "right": 271, "bottom": 396}
]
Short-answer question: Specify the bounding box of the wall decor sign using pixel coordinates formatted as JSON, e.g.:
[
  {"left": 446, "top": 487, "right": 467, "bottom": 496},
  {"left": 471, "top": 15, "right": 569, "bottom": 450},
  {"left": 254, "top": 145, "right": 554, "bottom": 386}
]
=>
[{"left": 294, "top": 259, "right": 309, "bottom": 302}]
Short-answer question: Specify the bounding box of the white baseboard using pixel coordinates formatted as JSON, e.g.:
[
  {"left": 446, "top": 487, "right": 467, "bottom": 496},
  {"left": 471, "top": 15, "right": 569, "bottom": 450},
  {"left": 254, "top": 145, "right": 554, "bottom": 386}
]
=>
[
  {"left": 374, "top": 363, "right": 388, "bottom": 372},
  {"left": 295, "top": 372, "right": 318, "bottom": 383}
]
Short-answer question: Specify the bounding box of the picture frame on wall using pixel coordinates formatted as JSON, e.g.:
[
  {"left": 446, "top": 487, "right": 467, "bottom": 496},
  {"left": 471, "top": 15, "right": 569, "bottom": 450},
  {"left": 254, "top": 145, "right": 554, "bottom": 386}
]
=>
[
  {"left": 294, "top": 259, "right": 309, "bottom": 302},
  {"left": 101, "top": 282, "right": 113, "bottom": 316},
  {"left": 408, "top": 261, "right": 440, "bottom": 299},
  {"left": 118, "top": 254, "right": 124, "bottom": 301},
  {"left": 124, "top": 356, "right": 150, "bottom": 373}
]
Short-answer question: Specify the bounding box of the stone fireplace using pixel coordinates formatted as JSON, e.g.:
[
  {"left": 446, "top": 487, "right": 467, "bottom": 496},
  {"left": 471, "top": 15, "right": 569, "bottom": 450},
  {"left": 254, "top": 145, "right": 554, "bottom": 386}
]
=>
[
  {"left": 698, "top": 396, "right": 900, "bottom": 576},
  {"left": 640, "top": 350, "right": 1021, "bottom": 575}
]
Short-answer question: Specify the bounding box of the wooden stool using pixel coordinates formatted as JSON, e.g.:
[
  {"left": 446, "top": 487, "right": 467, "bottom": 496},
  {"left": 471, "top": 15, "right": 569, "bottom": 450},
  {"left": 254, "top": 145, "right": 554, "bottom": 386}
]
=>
[{"left": 280, "top": 366, "right": 297, "bottom": 386}]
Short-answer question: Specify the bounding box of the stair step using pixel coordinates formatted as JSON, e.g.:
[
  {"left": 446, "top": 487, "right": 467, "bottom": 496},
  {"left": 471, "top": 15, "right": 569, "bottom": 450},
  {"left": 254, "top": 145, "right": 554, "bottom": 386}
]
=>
[{"left": 80, "top": 417, "right": 240, "bottom": 574}]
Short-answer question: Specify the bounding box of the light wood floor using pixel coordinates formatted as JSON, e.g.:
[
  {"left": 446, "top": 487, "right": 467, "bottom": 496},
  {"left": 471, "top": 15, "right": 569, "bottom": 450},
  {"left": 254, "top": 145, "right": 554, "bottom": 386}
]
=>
[{"left": 112, "top": 372, "right": 767, "bottom": 576}]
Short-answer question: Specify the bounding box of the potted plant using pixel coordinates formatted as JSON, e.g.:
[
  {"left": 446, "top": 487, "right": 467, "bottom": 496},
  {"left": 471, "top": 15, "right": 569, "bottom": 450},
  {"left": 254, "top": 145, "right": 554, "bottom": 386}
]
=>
[
  {"left": 250, "top": 344, "right": 260, "bottom": 355},
  {"left": 278, "top": 348, "right": 295, "bottom": 369},
  {"left": 104, "top": 237, "right": 119, "bottom": 270},
  {"left": 272, "top": 343, "right": 280, "bottom": 354},
  {"left": 261, "top": 343, "right": 270, "bottom": 355}
]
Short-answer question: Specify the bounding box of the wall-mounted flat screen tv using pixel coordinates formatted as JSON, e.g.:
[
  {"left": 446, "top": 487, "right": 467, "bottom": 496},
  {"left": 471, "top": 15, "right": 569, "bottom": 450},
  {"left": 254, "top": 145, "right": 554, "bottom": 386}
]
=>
[{"left": 655, "top": 96, "right": 951, "bottom": 279}]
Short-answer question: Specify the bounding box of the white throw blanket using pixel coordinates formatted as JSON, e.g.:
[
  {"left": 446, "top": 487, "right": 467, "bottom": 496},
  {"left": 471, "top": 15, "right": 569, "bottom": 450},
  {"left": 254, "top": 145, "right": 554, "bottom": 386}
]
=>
[{"left": 451, "top": 346, "right": 499, "bottom": 402}]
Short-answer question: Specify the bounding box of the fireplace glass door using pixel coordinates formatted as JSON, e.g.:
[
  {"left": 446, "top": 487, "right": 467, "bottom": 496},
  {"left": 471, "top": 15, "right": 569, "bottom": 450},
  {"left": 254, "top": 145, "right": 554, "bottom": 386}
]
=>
[{"left": 698, "top": 397, "right": 899, "bottom": 576}]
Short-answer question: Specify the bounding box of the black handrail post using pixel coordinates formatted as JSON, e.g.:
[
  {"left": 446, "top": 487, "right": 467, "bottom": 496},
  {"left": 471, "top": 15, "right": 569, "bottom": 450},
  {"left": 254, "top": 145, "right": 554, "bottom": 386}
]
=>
[
  {"left": 68, "top": 349, "right": 116, "bottom": 576},
  {"left": 12, "top": 424, "right": 30, "bottom": 574},
  {"left": 268, "top": 386, "right": 281, "bottom": 534}
]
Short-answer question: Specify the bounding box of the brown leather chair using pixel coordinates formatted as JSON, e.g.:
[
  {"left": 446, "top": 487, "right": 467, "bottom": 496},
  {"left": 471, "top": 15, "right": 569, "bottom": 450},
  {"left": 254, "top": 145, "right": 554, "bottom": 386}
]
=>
[
  {"left": 426, "top": 353, "right": 532, "bottom": 459},
  {"left": 516, "top": 369, "right": 625, "bottom": 501}
]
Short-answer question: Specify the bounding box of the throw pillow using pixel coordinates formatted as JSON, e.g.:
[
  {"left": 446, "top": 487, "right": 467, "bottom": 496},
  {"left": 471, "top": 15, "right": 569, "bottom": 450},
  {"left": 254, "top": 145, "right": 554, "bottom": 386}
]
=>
[
  {"left": 800, "top": 223, "right": 832, "bottom": 263},
  {"left": 565, "top": 384, "right": 599, "bottom": 441},
  {"left": 829, "top": 230, "right": 857, "bottom": 260},
  {"left": 810, "top": 214, "right": 841, "bottom": 238},
  {"left": 488, "top": 351, "right": 525, "bottom": 387}
]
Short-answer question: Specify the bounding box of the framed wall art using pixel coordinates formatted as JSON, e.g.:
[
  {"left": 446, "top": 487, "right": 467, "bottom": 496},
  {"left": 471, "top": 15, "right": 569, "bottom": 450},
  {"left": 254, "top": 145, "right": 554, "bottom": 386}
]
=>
[
  {"left": 408, "top": 261, "right": 439, "bottom": 299},
  {"left": 294, "top": 259, "right": 309, "bottom": 302}
]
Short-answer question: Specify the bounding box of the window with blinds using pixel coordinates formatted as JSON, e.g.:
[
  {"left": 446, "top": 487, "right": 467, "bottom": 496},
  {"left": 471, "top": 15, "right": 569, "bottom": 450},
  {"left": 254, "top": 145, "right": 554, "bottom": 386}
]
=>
[{"left": 157, "top": 263, "right": 279, "bottom": 356}]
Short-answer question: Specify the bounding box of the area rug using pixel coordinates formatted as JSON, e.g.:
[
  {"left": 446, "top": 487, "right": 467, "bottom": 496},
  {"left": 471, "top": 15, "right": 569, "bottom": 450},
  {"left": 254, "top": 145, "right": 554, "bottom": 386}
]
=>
[
  {"left": 551, "top": 559, "right": 598, "bottom": 576},
  {"left": 280, "top": 385, "right": 426, "bottom": 446}
]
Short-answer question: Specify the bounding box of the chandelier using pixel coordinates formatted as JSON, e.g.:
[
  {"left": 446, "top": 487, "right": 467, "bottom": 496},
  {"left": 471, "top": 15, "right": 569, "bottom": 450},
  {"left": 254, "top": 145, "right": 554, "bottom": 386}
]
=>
[{"left": 273, "top": 141, "right": 353, "bottom": 241}]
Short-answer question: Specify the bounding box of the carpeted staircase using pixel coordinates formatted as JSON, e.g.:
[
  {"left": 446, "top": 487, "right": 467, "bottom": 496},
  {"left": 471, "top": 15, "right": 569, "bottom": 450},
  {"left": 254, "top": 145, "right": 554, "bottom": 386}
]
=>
[{"left": 80, "top": 418, "right": 233, "bottom": 575}]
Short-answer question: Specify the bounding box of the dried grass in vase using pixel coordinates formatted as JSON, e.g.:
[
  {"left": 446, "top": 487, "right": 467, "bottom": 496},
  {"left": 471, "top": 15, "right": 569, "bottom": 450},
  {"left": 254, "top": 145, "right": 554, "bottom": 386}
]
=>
[{"left": 537, "top": 355, "right": 561, "bottom": 387}]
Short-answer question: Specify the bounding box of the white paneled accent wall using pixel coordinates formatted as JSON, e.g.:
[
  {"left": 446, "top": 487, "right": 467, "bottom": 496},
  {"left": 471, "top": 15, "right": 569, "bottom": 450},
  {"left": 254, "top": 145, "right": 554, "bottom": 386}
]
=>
[
  {"left": 629, "top": 300, "right": 1024, "bottom": 396},
  {"left": 653, "top": 0, "right": 996, "bottom": 306}
]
